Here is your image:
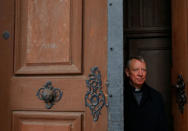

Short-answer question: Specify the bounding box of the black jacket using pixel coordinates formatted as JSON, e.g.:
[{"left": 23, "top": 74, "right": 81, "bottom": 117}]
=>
[{"left": 124, "top": 82, "right": 168, "bottom": 131}]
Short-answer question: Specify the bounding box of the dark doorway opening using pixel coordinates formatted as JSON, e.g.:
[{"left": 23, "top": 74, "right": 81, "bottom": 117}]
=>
[{"left": 123, "top": 0, "right": 173, "bottom": 130}]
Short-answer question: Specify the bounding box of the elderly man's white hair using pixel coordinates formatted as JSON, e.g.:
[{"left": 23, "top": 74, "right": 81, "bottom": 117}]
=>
[{"left": 126, "top": 56, "right": 146, "bottom": 69}]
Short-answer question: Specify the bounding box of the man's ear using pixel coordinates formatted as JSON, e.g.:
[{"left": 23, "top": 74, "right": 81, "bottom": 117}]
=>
[{"left": 125, "top": 68, "right": 130, "bottom": 77}]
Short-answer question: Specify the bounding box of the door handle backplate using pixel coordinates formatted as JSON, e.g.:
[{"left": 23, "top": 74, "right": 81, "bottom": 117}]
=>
[{"left": 36, "top": 81, "right": 63, "bottom": 109}]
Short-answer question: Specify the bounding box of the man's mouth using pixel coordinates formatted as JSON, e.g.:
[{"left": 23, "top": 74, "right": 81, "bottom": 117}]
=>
[{"left": 137, "top": 78, "right": 144, "bottom": 81}]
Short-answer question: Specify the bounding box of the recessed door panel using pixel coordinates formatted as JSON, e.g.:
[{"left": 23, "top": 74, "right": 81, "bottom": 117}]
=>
[
  {"left": 12, "top": 111, "right": 82, "bottom": 131},
  {"left": 14, "top": 0, "right": 82, "bottom": 74},
  {"left": 10, "top": 77, "right": 85, "bottom": 110}
]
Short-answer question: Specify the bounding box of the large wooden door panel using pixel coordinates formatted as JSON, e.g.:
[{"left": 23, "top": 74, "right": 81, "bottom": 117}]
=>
[
  {"left": 172, "top": 0, "right": 188, "bottom": 130},
  {"left": 0, "top": 0, "right": 108, "bottom": 131}
]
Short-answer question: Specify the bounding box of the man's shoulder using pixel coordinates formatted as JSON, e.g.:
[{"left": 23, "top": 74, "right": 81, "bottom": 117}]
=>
[{"left": 144, "top": 83, "right": 163, "bottom": 98}]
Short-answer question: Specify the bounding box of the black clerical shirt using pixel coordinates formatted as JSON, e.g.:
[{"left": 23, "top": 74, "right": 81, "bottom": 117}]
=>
[{"left": 124, "top": 82, "right": 168, "bottom": 131}]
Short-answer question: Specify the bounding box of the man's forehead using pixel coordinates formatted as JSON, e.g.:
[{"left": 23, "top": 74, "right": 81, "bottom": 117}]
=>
[{"left": 129, "top": 59, "right": 146, "bottom": 67}]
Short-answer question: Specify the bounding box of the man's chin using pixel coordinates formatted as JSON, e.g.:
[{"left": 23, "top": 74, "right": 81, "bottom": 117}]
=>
[
  {"left": 136, "top": 82, "right": 144, "bottom": 87},
  {"left": 129, "top": 80, "right": 145, "bottom": 88}
]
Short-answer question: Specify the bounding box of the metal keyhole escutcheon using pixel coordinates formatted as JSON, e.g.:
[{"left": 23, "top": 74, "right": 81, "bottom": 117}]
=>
[
  {"left": 85, "top": 66, "right": 107, "bottom": 122},
  {"left": 174, "top": 74, "right": 187, "bottom": 114},
  {"left": 36, "top": 81, "right": 63, "bottom": 109}
]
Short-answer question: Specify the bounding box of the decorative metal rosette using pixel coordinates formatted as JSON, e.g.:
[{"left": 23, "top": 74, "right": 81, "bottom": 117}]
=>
[
  {"left": 36, "top": 81, "right": 63, "bottom": 109},
  {"left": 85, "top": 66, "right": 106, "bottom": 121}
]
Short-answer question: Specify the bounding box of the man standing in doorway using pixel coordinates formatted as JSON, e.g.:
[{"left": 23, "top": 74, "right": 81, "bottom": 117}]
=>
[{"left": 124, "top": 56, "right": 168, "bottom": 131}]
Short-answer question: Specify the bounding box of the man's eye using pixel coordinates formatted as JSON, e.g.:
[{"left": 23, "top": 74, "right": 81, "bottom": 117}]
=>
[{"left": 142, "top": 69, "right": 147, "bottom": 72}]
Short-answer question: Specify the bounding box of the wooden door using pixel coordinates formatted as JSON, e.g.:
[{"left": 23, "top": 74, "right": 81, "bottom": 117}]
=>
[
  {"left": 0, "top": 0, "right": 108, "bottom": 131},
  {"left": 171, "top": 0, "right": 188, "bottom": 131}
]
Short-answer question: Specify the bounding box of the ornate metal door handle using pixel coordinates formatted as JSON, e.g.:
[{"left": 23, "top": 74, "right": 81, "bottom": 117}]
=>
[
  {"left": 36, "top": 81, "right": 63, "bottom": 109},
  {"left": 173, "top": 74, "right": 187, "bottom": 113},
  {"left": 85, "top": 66, "right": 108, "bottom": 121}
]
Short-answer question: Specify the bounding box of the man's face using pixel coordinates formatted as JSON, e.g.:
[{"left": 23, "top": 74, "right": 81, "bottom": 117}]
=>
[{"left": 125, "top": 59, "right": 147, "bottom": 88}]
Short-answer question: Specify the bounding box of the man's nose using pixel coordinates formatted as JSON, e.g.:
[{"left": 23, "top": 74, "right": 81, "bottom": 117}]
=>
[{"left": 138, "top": 70, "right": 143, "bottom": 76}]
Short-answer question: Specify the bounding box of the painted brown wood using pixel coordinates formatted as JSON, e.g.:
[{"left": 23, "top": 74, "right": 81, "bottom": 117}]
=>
[
  {"left": 124, "top": 0, "right": 171, "bottom": 38},
  {"left": 83, "top": 0, "right": 108, "bottom": 130},
  {"left": 0, "top": 0, "right": 14, "bottom": 131},
  {"left": 12, "top": 111, "right": 82, "bottom": 131},
  {"left": 171, "top": 0, "right": 188, "bottom": 130},
  {"left": 125, "top": 0, "right": 171, "bottom": 29},
  {"left": 9, "top": 77, "right": 85, "bottom": 110},
  {"left": 0, "top": 0, "right": 108, "bottom": 131},
  {"left": 14, "top": 0, "right": 82, "bottom": 74}
]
